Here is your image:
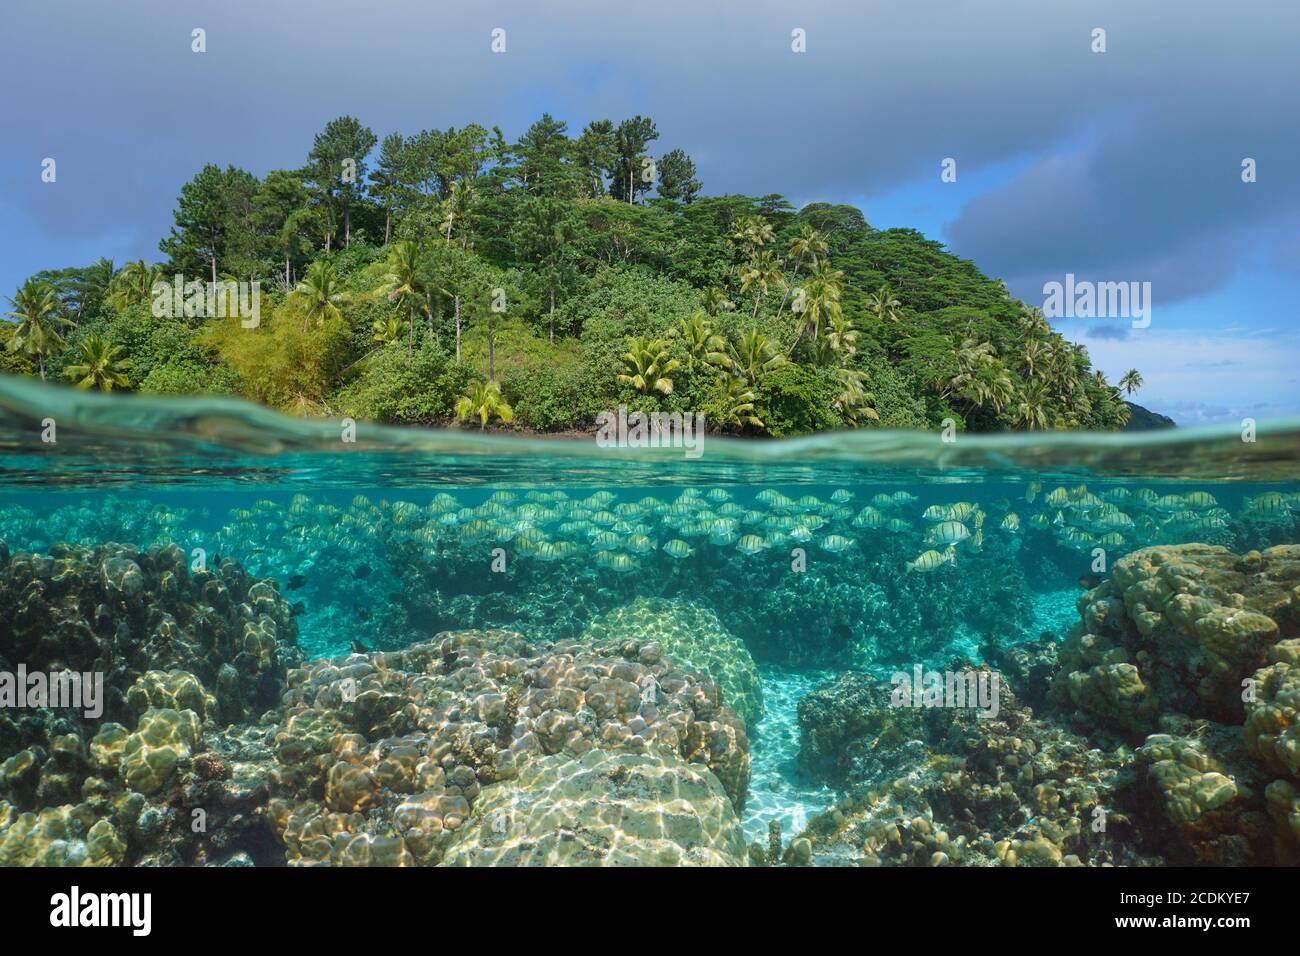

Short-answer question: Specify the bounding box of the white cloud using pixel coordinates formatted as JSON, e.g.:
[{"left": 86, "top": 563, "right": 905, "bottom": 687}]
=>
[{"left": 1070, "top": 326, "right": 1300, "bottom": 425}]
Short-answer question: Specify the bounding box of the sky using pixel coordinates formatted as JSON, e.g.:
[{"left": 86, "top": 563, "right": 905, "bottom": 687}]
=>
[{"left": 1, "top": 0, "right": 1297, "bottom": 424}]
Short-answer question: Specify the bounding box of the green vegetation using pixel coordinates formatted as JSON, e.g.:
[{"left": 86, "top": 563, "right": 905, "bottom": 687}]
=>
[{"left": 0, "top": 112, "right": 1134, "bottom": 433}]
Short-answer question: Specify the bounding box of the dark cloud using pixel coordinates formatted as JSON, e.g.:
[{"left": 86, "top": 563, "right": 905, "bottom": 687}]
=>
[{"left": 1, "top": 0, "right": 1296, "bottom": 310}]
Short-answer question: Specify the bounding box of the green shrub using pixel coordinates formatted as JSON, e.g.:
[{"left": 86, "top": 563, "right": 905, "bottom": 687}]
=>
[
  {"left": 753, "top": 363, "right": 845, "bottom": 437},
  {"left": 332, "top": 342, "right": 477, "bottom": 425},
  {"left": 138, "top": 361, "right": 242, "bottom": 396},
  {"left": 501, "top": 363, "right": 597, "bottom": 432},
  {"left": 856, "top": 358, "right": 930, "bottom": 429}
]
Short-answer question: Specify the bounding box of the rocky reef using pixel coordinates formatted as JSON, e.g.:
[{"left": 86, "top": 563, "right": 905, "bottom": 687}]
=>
[
  {"left": 784, "top": 662, "right": 1147, "bottom": 866},
  {"left": 787, "top": 543, "right": 1300, "bottom": 866},
  {"left": 0, "top": 539, "right": 302, "bottom": 730},
  {"left": 0, "top": 534, "right": 755, "bottom": 867},
  {"left": 6, "top": 535, "right": 1299, "bottom": 868},
  {"left": 0, "top": 538, "right": 302, "bottom": 866},
  {"left": 264, "top": 628, "right": 750, "bottom": 866},
  {"left": 442, "top": 750, "right": 748, "bottom": 866},
  {"left": 580, "top": 597, "right": 764, "bottom": 727}
]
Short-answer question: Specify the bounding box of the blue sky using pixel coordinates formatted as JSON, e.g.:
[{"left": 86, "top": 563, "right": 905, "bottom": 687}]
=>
[{"left": 2, "top": 0, "right": 1297, "bottom": 424}]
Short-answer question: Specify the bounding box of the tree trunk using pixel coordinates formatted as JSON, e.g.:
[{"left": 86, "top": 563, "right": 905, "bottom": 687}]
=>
[
  {"left": 211, "top": 255, "right": 217, "bottom": 285},
  {"left": 384, "top": 211, "right": 391, "bottom": 246},
  {"left": 344, "top": 206, "right": 351, "bottom": 247},
  {"left": 549, "top": 289, "right": 555, "bottom": 345},
  {"left": 776, "top": 257, "right": 802, "bottom": 318},
  {"left": 454, "top": 295, "right": 461, "bottom": 362},
  {"left": 488, "top": 317, "right": 495, "bottom": 382},
  {"left": 38, "top": 356, "right": 45, "bottom": 382}
]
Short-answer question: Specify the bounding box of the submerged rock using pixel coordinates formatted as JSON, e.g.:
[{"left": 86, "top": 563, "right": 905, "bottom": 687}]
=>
[
  {"left": 266, "top": 628, "right": 751, "bottom": 866},
  {"left": 1051, "top": 543, "right": 1299, "bottom": 731},
  {"left": 581, "top": 597, "right": 765, "bottom": 728},
  {"left": 0, "top": 542, "right": 303, "bottom": 866},
  {"left": 791, "top": 543, "right": 1300, "bottom": 866},
  {"left": 443, "top": 750, "right": 748, "bottom": 866},
  {"left": 792, "top": 663, "right": 1142, "bottom": 866}
]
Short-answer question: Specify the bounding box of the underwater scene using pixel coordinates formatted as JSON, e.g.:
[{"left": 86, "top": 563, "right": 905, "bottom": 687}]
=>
[{"left": 1, "top": 380, "right": 1298, "bottom": 868}]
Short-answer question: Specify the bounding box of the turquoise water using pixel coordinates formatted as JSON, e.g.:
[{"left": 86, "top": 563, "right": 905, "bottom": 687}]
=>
[{"left": 2, "top": 375, "right": 1299, "bottom": 867}]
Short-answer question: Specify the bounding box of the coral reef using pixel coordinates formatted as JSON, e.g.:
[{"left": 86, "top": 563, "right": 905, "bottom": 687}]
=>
[
  {"left": 1051, "top": 544, "right": 1298, "bottom": 731},
  {"left": 264, "top": 629, "right": 750, "bottom": 866},
  {"left": 0, "top": 541, "right": 303, "bottom": 866},
  {"left": 789, "top": 664, "right": 1146, "bottom": 866},
  {"left": 0, "top": 540, "right": 302, "bottom": 731},
  {"left": 580, "top": 597, "right": 764, "bottom": 727},
  {"left": 6, "top": 525, "right": 1300, "bottom": 868},
  {"left": 788, "top": 543, "right": 1300, "bottom": 866},
  {"left": 1044, "top": 544, "right": 1300, "bottom": 861},
  {"left": 442, "top": 750, "right": 748, "bottom": 866}
]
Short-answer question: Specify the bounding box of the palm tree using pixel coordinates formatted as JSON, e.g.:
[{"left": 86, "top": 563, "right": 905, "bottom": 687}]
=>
[
  {"left": 955, "top": 336, "right": 995, "bottom": 371},
  {"left": 792, "top": 260, "right": 844, "bottom": 346},
  {"left": 729, "top": 215, "right": 775, "bottom": 259},
  {"left": 1044, "top": 343, "right": 1079, "bottom": 394},
  {"left": 823, "top": 312, "right": 859, "bottom": 357},
  {"left": 5, "top": 279, "right": 70, "bottom": 381},
  {"left": 787, "top": 226, "right": 828, "bottom": 276},
  {"left": 1019, "top": 304, "right": 1050, "bottom": 336},
  {"left": 832, "top": 367, "right": 880, "bottom": 423},
  {"left": 290, "top": 261, "right": 347, "bottom": 334},
  {"left": 455, "top": 380, "right": 513, "bottom": 430},
  {"left": 702, "top": 286, "right": 734, "bottom": 316},
  {"left": 440, "top": 179, "right": 477, "bottom": 246},
  {"left": 66, "top": 258, "right": 117, "bottom": 316},
  {"left": 618, "top": 336, "right": 681, "bottom": 394},
  {"left": 1014, "top": 383, "right": 1050, "bottom": 430},
  {"left": 673, "top": 312, "right": 730, "bottom": 372},
  {"left": 109, "top": 260, "right": 162, "bottom": 311},
  {"left": 382, "top": 241, "right": 427, "bottom": 354},
  {"left": 868, "top": 285, "right": 903, "bottom": 324},
  {"left": 63, "top": 335, "right": 132, "bottom": 391},
  {"left": 739, "top": 251, "right": 786, "bottom": 318},
  {"left": 729, "top": 328, "right": 787, "bottom": 384},
  {"left": 1119, "top": 368, "right": 1143, "bottom": 395},
  {"left": 972, "top": 371, "right": 1015, "bottom": 413},
  {"left": 713, "top": 374, "right": 763, "bottom": 431},
  {"left": 939, "top": 335, "right": 996, "bottom": 404},
  {"left": 776, "top": 228, "right": 830, "bottom": 319},
  {"left": 372, "top": 315, "right": 409, "bottom": 345},
  {"left": 1020, "top": 340, "right": 1046, "bottom": 380}
]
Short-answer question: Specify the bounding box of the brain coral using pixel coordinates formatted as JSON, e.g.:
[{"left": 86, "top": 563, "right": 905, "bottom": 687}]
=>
[
  {"left": 267, "top": 629, "right": 750, "bottom": 866},
  {"left": 580, "top": 597, "right": 764, "bottom": 728}
]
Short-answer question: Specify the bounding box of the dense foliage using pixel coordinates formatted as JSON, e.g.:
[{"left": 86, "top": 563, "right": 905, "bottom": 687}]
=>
[{"left": 1, "top": 113, "right": 1136, "bottom": 434}]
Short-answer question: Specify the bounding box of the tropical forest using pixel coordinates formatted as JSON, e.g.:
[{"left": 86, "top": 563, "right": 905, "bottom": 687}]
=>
[{"left": 1, "top": 113, "right": 1143, "bottom": 436}]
